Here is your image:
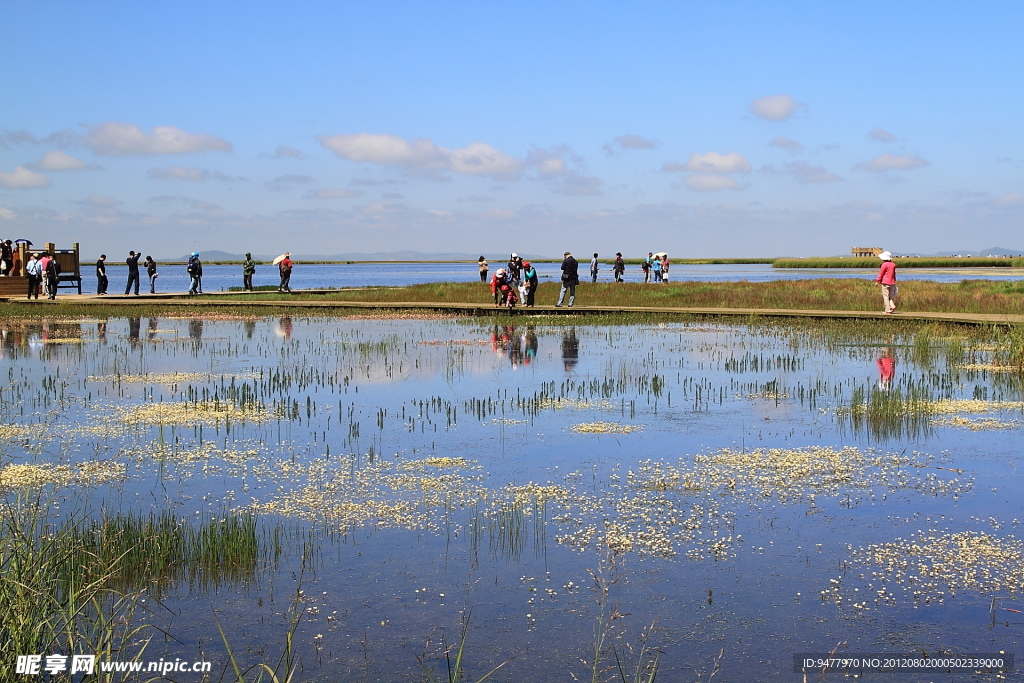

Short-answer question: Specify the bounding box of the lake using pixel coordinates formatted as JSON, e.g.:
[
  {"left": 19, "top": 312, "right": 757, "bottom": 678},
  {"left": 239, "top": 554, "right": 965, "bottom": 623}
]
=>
[{"left": 2, "top": 314, "right": 1021, "bottom": 681}]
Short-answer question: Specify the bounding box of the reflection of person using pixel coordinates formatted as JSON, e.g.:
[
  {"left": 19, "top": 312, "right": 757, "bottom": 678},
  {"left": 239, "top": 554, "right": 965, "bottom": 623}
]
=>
[
  {"left": 128, "top": 317, "right": 141, "bottom": 346},
  {"left": 278, "top": 253, "right": 292, "bottom": 293},
  {"left": 148, "top": 317, "right": 159, "bottom": 341},
  {"left": 96, "top": 255, "right": 108, "bottom": 294},
  {"left": 556, "top": 252, "right": 579, "bottom": 307},
  {"left": 242, "top": 253, "right": 256, "bottom": 291},
  {"left": 279, "top": 317, "right": 293, "bottom": 338},
  {"left": 561, "top": 327, "right": 579, "bottom": 371},
  {"left": 244, "top": 320, "right": 256, "bottom": 338},
  {"left": 189, "top": 318, "right": 204, "bottom": 340},
  {"left": 877, "top": 347, "right": 895, "bottom": 391},
  {"left": 523, "top": 326, "right": 538, "bottom": 365},
  {"left": 875, "top": 251, "right": 897, "bottom": 314},
  {"left": 125, "top": 251, "right": 141, "bottom": 295}
]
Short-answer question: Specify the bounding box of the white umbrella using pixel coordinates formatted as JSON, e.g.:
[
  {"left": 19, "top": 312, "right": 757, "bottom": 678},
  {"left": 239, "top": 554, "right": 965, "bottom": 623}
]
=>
[
  {"left": 653, "top": 252, "right": 668, "bottom": 259},
  {"left": 272, "top": 253, "right": 290, "bottom": 265}
]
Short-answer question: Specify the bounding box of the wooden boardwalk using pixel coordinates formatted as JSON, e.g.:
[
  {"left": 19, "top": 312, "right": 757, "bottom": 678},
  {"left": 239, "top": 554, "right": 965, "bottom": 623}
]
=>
[{"left": 4, "top": 291, "right": 1024, "bottom": 326}]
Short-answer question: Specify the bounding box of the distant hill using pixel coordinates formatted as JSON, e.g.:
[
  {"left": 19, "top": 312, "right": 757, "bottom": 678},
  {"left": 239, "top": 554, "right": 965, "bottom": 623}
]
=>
[{"left": 157, "top": 250, "right": 553, "bottom": 262}]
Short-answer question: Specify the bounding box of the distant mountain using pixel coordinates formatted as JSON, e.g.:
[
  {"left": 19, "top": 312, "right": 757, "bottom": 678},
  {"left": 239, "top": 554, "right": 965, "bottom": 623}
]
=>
[
  {"left": 158, "top": 250, "right": 553, "bottom": 262},
  {"left": 925, "top": 246, "right": 1023, "bottom": 257}
]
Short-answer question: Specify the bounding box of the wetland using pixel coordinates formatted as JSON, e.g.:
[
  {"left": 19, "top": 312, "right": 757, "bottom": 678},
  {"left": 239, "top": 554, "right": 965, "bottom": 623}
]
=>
[{"left": 2, "top": 313, "right": 1023, "bottom": 681}]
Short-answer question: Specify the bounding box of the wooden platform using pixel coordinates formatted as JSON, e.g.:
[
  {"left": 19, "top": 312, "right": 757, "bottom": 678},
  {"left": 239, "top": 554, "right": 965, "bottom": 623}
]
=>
[
  {"left": 0, "top": 276, "right": 28, "bottom": 297},
  {"left": 4, "top": 292, "right": 1024, "bottom": 326}
]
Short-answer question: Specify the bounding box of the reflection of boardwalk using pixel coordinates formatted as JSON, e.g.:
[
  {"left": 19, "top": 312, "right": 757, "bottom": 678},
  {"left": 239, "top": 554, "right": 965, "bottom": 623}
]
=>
[{"left": 6, "top": 294, "right": 1024, "bottom": 326}]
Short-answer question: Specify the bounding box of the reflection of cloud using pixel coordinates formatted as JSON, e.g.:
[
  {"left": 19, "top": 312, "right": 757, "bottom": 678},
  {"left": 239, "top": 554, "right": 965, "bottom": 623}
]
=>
[
  {"left": 868, "top": 127, "right": 895, "bottom": 142},
  {"left": 685, "top": 175, "right": 740, "bottom": 191},
  {"left": 318, "top": 133, "right": 521, "bottom": 176},
  {"left": 82, "top": 122, "right": 231, "bottom": 156},
  {"left": 749, "top": 95, "right": 805, "bottom": 121},
  {"left": 0, "top": 166, "right": 51, "bottom": 188},
  {"left": 857, "top": 153, "right": 930, "bottom": 172},
  {"left": 306, "top": 188, "right": 360, "bottom": 199},
  {"left": 770, "top": 136, "right": 803, "bottom": 151}
]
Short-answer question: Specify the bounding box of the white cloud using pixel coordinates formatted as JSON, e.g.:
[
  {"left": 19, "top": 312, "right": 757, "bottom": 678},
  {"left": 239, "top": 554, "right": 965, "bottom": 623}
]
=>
[
  {"left": 857, "top": 153, "right": 930, "bottom": 172},
  {"left": 79, "top": 195, "right": 122, "bottom": 207},
  {"left": 556, "top": 174, "right": 603, "bottom": 196},
  {"left": 266, "top": 174, "right": 314, "bottom": 190},
  {"left": 150, "top": 166, "right": 210, "bottom": 181},
  {"left": 82, "top": 122, "right": 232, "bottom": 156},
  {"left": 669, "top": 151, "right": 752, "bottom": 174},
  {"left": 786, "top": 162, "right": 843, "bottom": 183},
  {"left": 262, "top": 145, "right": 304, "bottom": 159},
  {"left": 32, "top": 150, "right": 96, "bottom": 171},
  {"left": 868, "top": 127, "right": 896, "bottom": 143},
  {"left": 770, "top": 136, "right": 803, "bottom": 151},
  {"left": 317, "top": 133, "right": 522, "bottom": 176},
  {"left": 0, "top": 207, "right": 15, "bottom": 220},
  {"left": 995, "top": 192, "right": 1023, "bottom": 206},
  {"left": 307, "top": 188, "right": 360, "bottom": 199},
  {"left": 0, "top": 166, "right": 51, "bottom": 188},
  {"left": 603, "top": 134, "right": 659, "bottom": 154},
  {"left": 685, "top": 175, "right": 740, "bottom": 191},
  {"left": 539, "top": 157, "right": 567, "bottom": 174},
  {"left": 749, "top": 95, "right": 805, "bottom": 121}
]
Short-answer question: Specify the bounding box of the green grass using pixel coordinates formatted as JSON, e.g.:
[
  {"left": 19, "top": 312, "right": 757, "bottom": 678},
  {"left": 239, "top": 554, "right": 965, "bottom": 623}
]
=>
[{"left": 774, "top": 257, "right": 1024, "bottom": 268}]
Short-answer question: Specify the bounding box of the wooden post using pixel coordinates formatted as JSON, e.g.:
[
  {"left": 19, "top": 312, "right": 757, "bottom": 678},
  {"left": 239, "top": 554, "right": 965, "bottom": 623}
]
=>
[{"left": 16, "top": 242, "right": 27, "bottom": 276}]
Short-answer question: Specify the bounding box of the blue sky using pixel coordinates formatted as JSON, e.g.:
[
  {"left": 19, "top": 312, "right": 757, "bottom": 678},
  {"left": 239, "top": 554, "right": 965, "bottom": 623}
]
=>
[{"left": 1, "top": 1, "right": 1021, "bottom": 257}]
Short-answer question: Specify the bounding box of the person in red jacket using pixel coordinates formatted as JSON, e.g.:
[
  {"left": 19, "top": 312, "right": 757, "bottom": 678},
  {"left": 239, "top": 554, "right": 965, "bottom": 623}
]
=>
[
  {"left": 875, "top": 251, "right": 897, "bottom": 313},
  {"left": 490, "top": 268, "right": 508, "bottom": 306}
]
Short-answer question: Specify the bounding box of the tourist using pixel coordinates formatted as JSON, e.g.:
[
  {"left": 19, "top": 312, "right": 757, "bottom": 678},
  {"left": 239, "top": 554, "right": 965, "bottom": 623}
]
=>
[
  {"left": 96, "top": 254, "right": 108, "bottom": 294},
  {"left": 652, "top": 255, "right": 662, "bottom": 282},
  {"left": 278, "top": 252, "right": 292, "bottom": 292},
  {"left": 25, "top": 253, "right": 42, "bottom": 299},
  {"left": 613, "top": 253, "right": 625, "bottom": 282},
  {"left": 641, "top": 254, "right": 651, "bottom": 283},
  {"left": 478, "top": 256, "right": 488, "bottom": 283},
  {"left": 875, "top": 250, "right": 897, "bottom": 313},
  {"left": 490, "top": 268, "right": 508, "bottom": 306},
  {"left": 187, "top": 252, "right": 203, "bottom": 294},
  {"left": 125, "top": 250, "right": 141, "bottom": 295},
  {"left": 506, "top": 253, "right": 521, "bottom": 288},
  {"left": 0, "top": 239, "right": 12, "bottom": 276},
  {"left": 39, "top": 252, "right": 52, "bottom": 297},
  {"left": 44, "top": 254, "right": 59, "bottom": 299},
  {"left": 661, "top": 254, "right": 669, "bottom": 283},
  {"left": 523, "top": 260, "right": 538, "bottom": 307},
  {"left": 243, "top": 253, "right": 257, "bottom": 291},
  {"left": 145, "top": 256, "right": 158, "bottom": 293},
  {"left": 556, "top": 251, "right": 578, "bottom": 307},
  {"left": 590, "top": 253, "right": 599, "bottom": 283}
]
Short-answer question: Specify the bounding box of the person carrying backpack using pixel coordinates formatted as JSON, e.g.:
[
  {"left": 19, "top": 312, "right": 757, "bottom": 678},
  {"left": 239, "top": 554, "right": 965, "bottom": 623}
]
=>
[
  {"left": 242, "top": 253, "right": 257, "bottom": 291},
  {"left": 45, "top": 253, "right": 61, "bottom": 299},
  {"left": 145, "top": 256, "right": 158, "bottom": 293},
  {"left": 187, "top": 252, "right": 203, "bottom": 294},
  {"left": 277, "top": 253, "right": 292, "bottom": 293}
]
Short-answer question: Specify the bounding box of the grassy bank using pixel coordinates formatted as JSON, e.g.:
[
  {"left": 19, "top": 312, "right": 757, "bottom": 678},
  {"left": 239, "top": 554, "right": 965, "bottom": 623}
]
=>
[
  {"left": 255, "top": 279, "right": 1024, "bottom": 315},
  {"left": 774, "top": 257, "right": 1024, "bottom": 268}
]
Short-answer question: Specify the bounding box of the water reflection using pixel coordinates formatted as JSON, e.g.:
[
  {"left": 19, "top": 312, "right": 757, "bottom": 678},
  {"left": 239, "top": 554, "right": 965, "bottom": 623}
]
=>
[
  {"left": 877, "top": 347, "right": 895, "bottom": 391},
  {"left": 245, "top": 320, "right": 256, "bottom": 339},
  {"left": 189, "top": 318, "right": 204, "bottom": 340},
  {"left": 128, "top": 317, "right": 141, "bottom": 346},
  {"left": 561, "top": 327, "right": 579, "bottom": 372},
  {"left": 278, "top": 317, "right": 292, "bottom": 338}
]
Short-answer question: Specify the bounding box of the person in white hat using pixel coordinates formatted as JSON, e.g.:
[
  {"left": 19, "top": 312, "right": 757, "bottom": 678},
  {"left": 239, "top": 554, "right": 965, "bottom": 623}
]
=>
[{"left": 875, "top": 251, "right": 897, "bottom": 313}]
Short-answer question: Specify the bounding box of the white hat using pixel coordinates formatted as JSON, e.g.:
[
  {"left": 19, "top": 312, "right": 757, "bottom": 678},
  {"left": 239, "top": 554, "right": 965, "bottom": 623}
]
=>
[
  {"left": 879, "top": 251, "right": 893, "bottom": 261},
  {"left": 511, "top": 253, "right": 518, "bottom": 258},
  {"left": 496, "top": 268, "right": 506, "bottom": 276}
]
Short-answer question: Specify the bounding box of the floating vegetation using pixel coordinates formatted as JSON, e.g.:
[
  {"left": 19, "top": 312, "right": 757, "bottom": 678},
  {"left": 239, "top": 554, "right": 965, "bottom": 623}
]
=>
[
  {"left": 0, "top": 425, "right": 41, "bottom": 441},
  {"left": 829, "top": 531, "right": 1024, "bottom": 607},
  {"left": 570, "top": 422, "right": 641, "bottom": 434},
  {"left": 116, "top": 401, "right": 276, "bottom": 426},
  {"left": 417, "top": 339, "right": 490, "bottom": 346},
  {"left": 399, "top": 457, "right": 468, "bottom": 469},
  {"left": 956, "top": 363, "right": 1019, "bottom": 373},
  {"left": 933, "top": 416, "right": 1021, "bottom": 430},
  {"left": 89, "top": 371, "right": 225, "bottom": 384},
  {"left": 0, "top": 460, "right": 125, "bottom": 489},
  {"left": 930, "top": 399, "right": 1024, "bottom": 414},
  {"left": 123, "top": 440, "right": 264, "bottom": 465}
]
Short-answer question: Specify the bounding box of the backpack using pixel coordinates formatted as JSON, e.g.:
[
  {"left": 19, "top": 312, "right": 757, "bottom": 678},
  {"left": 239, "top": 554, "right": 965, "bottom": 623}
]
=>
[
  {"left": 47, "top": 259, "right": 61, "bottom": 276},
  {"left": 187, "top": 258, "right": 196, "bottom": 274}
]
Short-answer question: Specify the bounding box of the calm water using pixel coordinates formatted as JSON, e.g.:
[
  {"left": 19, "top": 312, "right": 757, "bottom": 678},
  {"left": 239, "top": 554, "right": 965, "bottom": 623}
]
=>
[
  {"left": 77, "top": 261, "right": 1024, "bottom": 295},
  {"left": 2, "top": 316, "right": 1023, "bottom": 681}
]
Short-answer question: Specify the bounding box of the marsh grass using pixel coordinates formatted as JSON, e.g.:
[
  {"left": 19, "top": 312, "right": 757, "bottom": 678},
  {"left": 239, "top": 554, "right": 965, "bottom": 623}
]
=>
[
  {"left": 416, "top": 612, "right": 510, "bottom": 683},
  {"left": 773, "top": 257, "right": 1024, "bottom": 268}
]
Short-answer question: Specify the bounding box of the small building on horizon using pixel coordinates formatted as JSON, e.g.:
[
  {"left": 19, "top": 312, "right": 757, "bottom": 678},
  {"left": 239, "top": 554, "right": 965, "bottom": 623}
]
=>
[{"left": 851, "top": 246, "right": 883, "bottom": 257}]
